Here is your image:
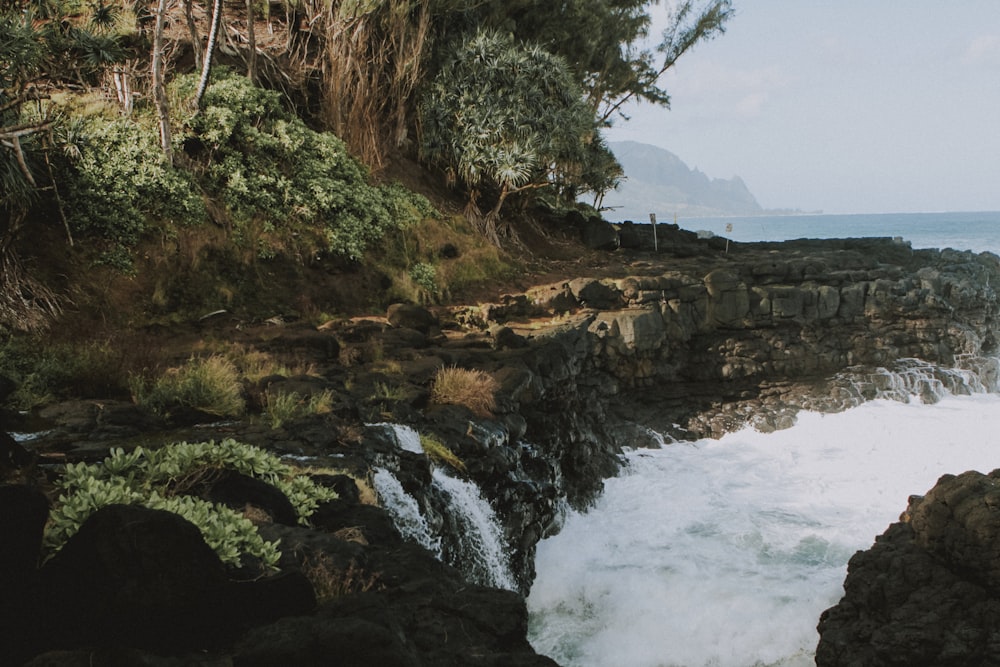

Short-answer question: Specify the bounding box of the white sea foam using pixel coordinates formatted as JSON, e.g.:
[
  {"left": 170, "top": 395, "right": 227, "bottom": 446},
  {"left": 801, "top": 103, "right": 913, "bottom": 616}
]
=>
[{"left": 528, "top": 393, "right": 1000, "bottom": 667}]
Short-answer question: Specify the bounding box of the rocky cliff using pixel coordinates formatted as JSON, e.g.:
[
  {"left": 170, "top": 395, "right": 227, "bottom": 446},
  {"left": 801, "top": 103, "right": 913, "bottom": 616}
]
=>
[
  {"left": 816, "top": 469, "right": 1000, "bottom": 666},
  {"left": 4, "top": 224, "right": 1000, "bottom": 665}
]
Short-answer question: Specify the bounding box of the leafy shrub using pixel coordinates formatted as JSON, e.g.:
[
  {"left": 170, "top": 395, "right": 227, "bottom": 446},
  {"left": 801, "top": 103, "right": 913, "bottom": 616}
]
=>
[
  {"left": 61, "top": 112, "right": 207, "bottom": 269},
  {"left": 430, "top": 366, "right": 498, "bottom": 417},
  {"left": 0, "top": 337, "right": 127, "bottom": 408},
  {"left": 409, "top": 262, "right": 438, "bottom": 296},
  {"left": 178, "top": 70, "right": 434, "bottom": 260},
  {"left": 45, "top": 439, "right": 340, "bottom": 567},
  {"left": 130, "top": 355, "right": 245, "bottom": 418}
]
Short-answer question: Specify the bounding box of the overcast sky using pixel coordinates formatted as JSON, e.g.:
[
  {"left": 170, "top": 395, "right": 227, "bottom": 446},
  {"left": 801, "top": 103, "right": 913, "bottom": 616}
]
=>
[{"left": 605, "top": 2, "right": 1000, "bottom": 214}]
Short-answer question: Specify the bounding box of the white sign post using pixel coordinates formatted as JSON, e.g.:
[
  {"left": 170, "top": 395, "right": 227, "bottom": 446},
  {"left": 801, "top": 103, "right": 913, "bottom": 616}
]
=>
[{"left": 649, "top": 213, "right": 658, "bottom": 252}]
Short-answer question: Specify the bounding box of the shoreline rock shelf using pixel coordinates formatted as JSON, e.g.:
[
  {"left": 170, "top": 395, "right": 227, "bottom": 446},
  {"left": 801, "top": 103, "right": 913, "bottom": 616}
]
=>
[{"left": 3, "top": 234, "right": 1000, "bottom": 665}]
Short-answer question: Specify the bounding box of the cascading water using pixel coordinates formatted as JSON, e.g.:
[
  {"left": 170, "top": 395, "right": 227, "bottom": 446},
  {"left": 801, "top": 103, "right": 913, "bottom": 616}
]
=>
[
  {"left": 368, "top": 422, "right": 516, "bottom": 591},
  {"left": 839, "top": 356, "right": 1000, "bottom": 403},
  {"left": 528, "top": 359, "right": 1000, "bottom": 667},
  {"left": 371, "top": 467, "right": 441, "bottom": 555},
  {"left": 431, "top": 468, "right": 517, "bottom": 591}
]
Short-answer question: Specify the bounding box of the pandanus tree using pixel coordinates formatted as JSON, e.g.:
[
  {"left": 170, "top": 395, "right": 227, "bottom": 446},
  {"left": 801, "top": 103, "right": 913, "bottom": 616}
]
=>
[
  {"left": 419, "top": 30, "right": 618, "bottom": 245},
  {"left": 0, "top": 4, "right": 127, "bottom": 331}
]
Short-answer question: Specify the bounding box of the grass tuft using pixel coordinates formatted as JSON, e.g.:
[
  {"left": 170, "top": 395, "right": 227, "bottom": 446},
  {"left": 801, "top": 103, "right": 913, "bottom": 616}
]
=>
[
  {"left": 264, "top": 389, "right": 334, "bottom": 429},
  {"left": 130, "top": 355, "right": 245, "bottom": 417},
  {"left": 430, "top": 365, "right": 497, "bottom": 417},
  {"left": 419, "top": 433, "right": 466, "bottom": 472}
]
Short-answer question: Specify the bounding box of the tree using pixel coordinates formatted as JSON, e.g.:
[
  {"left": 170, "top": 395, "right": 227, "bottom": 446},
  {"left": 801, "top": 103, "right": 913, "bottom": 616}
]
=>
[
  {"left": 419, "top": 30, "right": 615, "bottom": 244},
  {"left": 0, "top": 4, "right": 127, "bottom": 330},
  {"left": 1, "top": 10, "right": 64, "bottom": 330},
  {"left": 152, "top": 0, "right": 174, "bottom": 161},
  {"left": 193, "top": 0, "right": 223, "bottom": 110},
  {"left": 438, "top": 0, "right": 733, "bottom": 125}
]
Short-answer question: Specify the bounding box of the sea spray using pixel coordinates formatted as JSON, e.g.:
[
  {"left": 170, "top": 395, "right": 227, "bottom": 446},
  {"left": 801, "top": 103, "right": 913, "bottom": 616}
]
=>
[{"left": 527, "top": 391, "right": 1000, "bottom": 667}]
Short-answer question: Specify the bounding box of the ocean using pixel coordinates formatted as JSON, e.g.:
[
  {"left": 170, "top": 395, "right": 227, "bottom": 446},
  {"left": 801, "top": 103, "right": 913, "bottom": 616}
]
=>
[
  {"left": 678, "top": 210, "right": 1000, "bottom": 256},
  {"left": 526, "top": 212, "right": 1000, "bottom": 667}
]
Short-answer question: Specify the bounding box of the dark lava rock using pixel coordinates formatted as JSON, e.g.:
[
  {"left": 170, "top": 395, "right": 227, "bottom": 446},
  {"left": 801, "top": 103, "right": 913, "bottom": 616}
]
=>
[
  {"left": 1, "top": 430, "right": 34, "bottom": 470},
  {"left": 578, "top": 215, "right": 619, "bottom": 251},
  {"left": 817, "top": 469, "right": 1000, "bottom": 666},
  {"left": 387, "top": 303, "right": 439, "bottom": 333},
  {"left": 36, "top": 504, "right": 314, "bottom": 655},
  {"left": 202, "top": 468, "right": 299, "bottom": 526},
  {"left": 0, "top": 485, "right": 49, "bottom": 664}
]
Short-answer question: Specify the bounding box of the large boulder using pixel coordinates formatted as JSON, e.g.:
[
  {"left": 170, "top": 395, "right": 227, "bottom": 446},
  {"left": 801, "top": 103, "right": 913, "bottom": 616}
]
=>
[
  {"left": 817, "top": 469, "right": 1000, "bottom": 666},
  {"left": 37, "top": 504, "right": 314, "bottom": 654},
  {"left": 0, "top": 485, "right": 49, "bottom": 664},
  {"left": 578, "top": 215, "right": 619, "bottom": 251},
  {"left": 387, "top": 303, "right": 439, "bottom": 333}
]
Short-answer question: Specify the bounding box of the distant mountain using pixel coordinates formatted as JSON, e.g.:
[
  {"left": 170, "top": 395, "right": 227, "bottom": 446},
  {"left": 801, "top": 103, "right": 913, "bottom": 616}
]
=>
[{"left": 601, "top": 141, "right": 763, "bottom": 221}]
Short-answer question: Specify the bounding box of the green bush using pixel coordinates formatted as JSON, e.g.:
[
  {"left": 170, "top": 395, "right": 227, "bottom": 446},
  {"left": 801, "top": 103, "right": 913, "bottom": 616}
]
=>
[
  {"left": 409, "top": 262, "right": 438, "bottom": 297},
  {"left": 0, "top": 337, "right": 129, "bottom": 409},
  {"left": 130, "top": 355, "right": 245, "bottom": 418},
  {"left": 45, "top": 439, "right": 340, "bottom": 567},
  {"left": 61, "top": 112, "right": 207, "bottom": 269},
  {"left": 179, "top": 70, "right": 434, "bottom": 260}
]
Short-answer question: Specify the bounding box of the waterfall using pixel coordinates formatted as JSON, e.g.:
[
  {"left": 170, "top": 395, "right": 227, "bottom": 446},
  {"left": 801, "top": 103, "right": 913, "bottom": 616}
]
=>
[
  {"left": 369, "top": 421, "right": 424, "bottom": 453},
  {"left": 835, "top": 356, "right": 999, "bottom": 404},
  {"left": 431, "top": 468, "right": 517, "bottom": 591},
  {"left": 369, "top": 423, "right": 517, "bottom": 591},
  {"left": 371, "top": 467, "right": 441, "bottom": 555}
]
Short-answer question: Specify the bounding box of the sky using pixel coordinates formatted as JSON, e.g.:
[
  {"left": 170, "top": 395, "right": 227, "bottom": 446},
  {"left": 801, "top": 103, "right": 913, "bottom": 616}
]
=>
[{"left": 605, "top": 2, "right": 1000, "bottom": 214}]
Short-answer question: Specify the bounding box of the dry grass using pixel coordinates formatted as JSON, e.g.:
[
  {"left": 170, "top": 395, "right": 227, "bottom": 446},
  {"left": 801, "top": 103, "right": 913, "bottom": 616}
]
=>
[
  {"left": 430, "top": 365, "right": 497, "bottom": 417},
  {"left": 301, "top": 554, "right": 381, "bottom": 603},
  {"left": 419, "top": 433, "right": 466, "bottom": 473},
  {"left": 130, "top": 354, "right": 245, "bottom": 417}
]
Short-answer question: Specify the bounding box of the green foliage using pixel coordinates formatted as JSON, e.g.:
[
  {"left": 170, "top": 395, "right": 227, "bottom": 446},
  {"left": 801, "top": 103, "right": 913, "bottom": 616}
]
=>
[
  {"left": 0, "top": 337, "right": 128, "bottom": 409},
  {"left": 443, "top": 0, "right": 733, "bottom": 124},
  {"left": 45, "top": 439, "right": 340, "bottom": 567},
  {"left": 419, "top": 30, "right": 613, "bottom": 223},
  {"left": 409, "top": 262, "right": 438, "bottom": 296},
  {"left": 62, "top": 113, "right": 207, "bottom": 269},
  {"left": 130, "top": 355, "right": 245, "bottom": 418},
  {"left": 264, "top": 389, "right": 334, "bottom": 429},
  {"left": 179, "top": 70, "right": 433, "bottom": 260}
]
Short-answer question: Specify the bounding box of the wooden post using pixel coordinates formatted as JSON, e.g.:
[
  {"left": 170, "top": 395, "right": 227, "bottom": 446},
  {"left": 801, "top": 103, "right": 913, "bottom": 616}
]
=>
[{"left": 649, "top": 213, "right": 657, "bottom": 252}]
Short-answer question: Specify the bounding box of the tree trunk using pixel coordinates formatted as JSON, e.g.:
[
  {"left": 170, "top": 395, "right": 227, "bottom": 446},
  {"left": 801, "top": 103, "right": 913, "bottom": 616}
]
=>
[
  {"left": 245, "top": 0, "right": 256, "bottom": 82},
  {"left": 193, "top": 0, "right": 223, "bottom": 110},
  {"left": 152, "top": 0, "right": 174, "bottom": 162},
  {"left": 184, "top": 0, "right": 202, "bottom": 72}
]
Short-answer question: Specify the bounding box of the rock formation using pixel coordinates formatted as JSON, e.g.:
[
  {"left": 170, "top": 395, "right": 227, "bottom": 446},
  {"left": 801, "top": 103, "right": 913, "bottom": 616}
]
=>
[
  {"left": 4, "top": 229, "right": 1000, "bottom": 665},
  {"left": 817, "top": 470, "right": 1000, "bottom": 666}
]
